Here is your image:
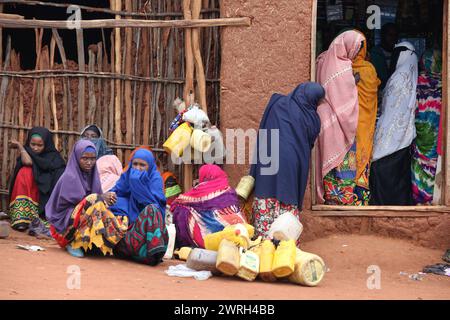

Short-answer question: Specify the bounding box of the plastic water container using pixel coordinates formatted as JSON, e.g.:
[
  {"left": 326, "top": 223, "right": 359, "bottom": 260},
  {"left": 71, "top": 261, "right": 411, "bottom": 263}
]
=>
[
  {"left": 174, "top": 247, "right": 192, "bottom": 261},
  {"left": 190, "top": 129, "right": 212, "bottom": 153},
  {"left": 235, "top": 176, "right": 255, "bottom": 200},
  {"left": 163, "top": 224, "right": 176, "bottom": 260},
  {"left": 186, "top": 248, "right": 218, "bottom": 273},
  {"left": 237, "top": 248, "right": 259, "bottom": 281},
  {"left": 163, "top": 122, "right": 193, "bottom": 157},
  {"left": 205, "top": 126, "right": 226, "bottom": 163},
  {"left": 272, "top": 240, "right": 296, "bottom": 278},
  {"left": 288, "top": 248, "right": 326, "bottom": 287},
  {"left": 204, "top": 224, "right": 255, "bottom": 251},
  {"left": 258, "top": 240, "right": 277, "bottom": 282},
  {"left": 216, "top": 239, "right": 240, "bottom": 276},
  {"left": 268, "top": 212, "right": 303, "bottom": 242}
]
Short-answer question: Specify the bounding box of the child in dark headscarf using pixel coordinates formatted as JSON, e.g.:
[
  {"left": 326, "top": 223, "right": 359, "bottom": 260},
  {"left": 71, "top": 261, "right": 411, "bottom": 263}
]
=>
[
  {"left": 9, "top": 127, "right": 65, "bottom": 233},
  {"left": 80, "top": 124, "right": 113, "bottom": 159}
]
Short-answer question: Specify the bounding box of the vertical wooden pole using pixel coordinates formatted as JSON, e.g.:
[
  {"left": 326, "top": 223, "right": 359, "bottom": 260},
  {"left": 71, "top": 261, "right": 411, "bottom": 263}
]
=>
[
  {"left": 192, "top": 0, "right": 207, "bottom": 113},
  {"left": 109, "top": 31, "right": 115, "bottom": 143},
  {"left": 142, "top": 27, "right": 151, "bottom": 146},
  {"left": 113, "top": 0, "right": 123, "bottom": 160},
  {"left": 96, "top": 42, "right": 103, "bottom": 128},
  {"left": 76, "top": 25, "right": 86, "bottom": 130},
  {"left": 183, "top": 0, "right": 195, "bottom": 192},
  {"left": 124, "top": 0, "right": 133, "bottom": 161},
  {"left": 87, "top": 46, "right": 97, "bottom": 124},
  {"left": 52, "top": 28, "right": 73, "bottom": 154},
  {"left": 1, "top": 42, "right": 12, "bottom": 192},
  {"left": 50, "top": 36, "right": 59, "bottom": 148},
  {"left": 41, "top": 46, "right": 51, "bottom": 129}
]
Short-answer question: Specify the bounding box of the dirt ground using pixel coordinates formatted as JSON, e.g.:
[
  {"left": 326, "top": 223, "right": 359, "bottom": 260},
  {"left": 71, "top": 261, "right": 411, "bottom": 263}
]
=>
[{"left": 0, "top": 230, "right": 449, "bottom": 300}]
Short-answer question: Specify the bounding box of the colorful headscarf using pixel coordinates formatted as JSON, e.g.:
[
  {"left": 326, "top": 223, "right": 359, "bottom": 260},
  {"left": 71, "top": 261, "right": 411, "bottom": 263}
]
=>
[
  {"left": 162, "top": 171, "right": 182, "bottom": 205},
  {"left": 315, "top": 30, "right": 365, "bottom": 203},
  {"left": 45, "top": 140, "right": 102, "bottom": 233},
  {"left": 180, "top": 164, "right": 230, "bottom": 200},
  {"left": 109, "top": 149, "right": 166, "bottom": 225},
  {"left": 352, "top": 32, "right": 382, "bottom": 188}
]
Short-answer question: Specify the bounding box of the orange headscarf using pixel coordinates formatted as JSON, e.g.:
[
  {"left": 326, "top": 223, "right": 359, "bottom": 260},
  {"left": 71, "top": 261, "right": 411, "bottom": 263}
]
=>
[
  {"left": 352, "top": 32, "right": 381, "bottom": 188},
  {"left": 124, "top": 146, "right": 160, "bottom": 172}
]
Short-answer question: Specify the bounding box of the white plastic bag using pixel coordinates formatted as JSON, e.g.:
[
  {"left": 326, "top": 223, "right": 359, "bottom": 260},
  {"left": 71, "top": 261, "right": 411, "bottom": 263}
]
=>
[
  {"left": 165, "top": 264, "right": 213, "bottom": 281},
  {"left": 183, "top": 105, "right": 210, "bottom": 128}
]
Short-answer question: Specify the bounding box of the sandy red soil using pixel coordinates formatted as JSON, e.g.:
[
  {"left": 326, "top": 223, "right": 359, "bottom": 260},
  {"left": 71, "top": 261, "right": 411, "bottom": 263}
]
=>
[{"left": 0, "top": 230, "right": 449, "bottom": 300}]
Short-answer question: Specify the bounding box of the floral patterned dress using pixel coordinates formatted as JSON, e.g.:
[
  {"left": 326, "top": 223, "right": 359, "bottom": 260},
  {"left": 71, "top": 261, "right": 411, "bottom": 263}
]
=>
[
  {"left": 323, "top": 143, "right": 370, "bottom": 206},
  {"left": 252, "top": 197, "right": 300, "bottom": 241}
]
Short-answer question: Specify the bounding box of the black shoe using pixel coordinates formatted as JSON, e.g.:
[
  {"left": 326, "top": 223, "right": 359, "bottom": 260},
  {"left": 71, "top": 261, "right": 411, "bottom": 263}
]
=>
[
  {"left": 13, "top": 223, "right": 29, "bottom": 232},
  {"left": 423, "top": 263, "right": 450, "bottom": 276}
]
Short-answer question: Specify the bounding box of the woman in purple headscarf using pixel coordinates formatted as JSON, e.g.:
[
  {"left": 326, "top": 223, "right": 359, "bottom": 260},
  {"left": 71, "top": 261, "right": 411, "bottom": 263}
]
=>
[{"left": 45, "top": 140, "right": 128, "bottom": 258}]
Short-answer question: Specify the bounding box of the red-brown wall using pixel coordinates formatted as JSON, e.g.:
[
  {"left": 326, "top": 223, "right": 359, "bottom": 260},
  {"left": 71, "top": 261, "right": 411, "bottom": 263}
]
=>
[{"left": 220, "top": 0, "right": 450, "bottom": 250}]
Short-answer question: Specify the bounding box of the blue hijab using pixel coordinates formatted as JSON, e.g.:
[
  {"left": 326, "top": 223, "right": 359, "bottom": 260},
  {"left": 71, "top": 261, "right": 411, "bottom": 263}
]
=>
[
  {"left": 249, "top": 82, "right": 324, "bottom": 208},
  {"left": 109, "top": 149, "right": 166, "bottom": 224}
]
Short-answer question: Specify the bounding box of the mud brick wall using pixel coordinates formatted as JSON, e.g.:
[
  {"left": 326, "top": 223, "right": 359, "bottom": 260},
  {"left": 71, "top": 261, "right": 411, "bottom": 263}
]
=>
[{"left": 220, "top": 0, "right": 450, "bottom": 250}]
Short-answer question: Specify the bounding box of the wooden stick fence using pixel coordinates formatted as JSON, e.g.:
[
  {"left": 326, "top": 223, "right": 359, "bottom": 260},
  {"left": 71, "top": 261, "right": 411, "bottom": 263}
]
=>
[{"left": 0, "top": 0, "right": 250, "bottom": 211}]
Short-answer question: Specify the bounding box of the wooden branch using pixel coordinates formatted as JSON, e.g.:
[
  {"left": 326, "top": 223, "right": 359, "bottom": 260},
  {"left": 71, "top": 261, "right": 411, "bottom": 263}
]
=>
[
  {"left": 192, "top": 0, "right": 207, "bottom": 112},
  {"left": 0, "top": 17, "right": 252, "bottom": 29},
  {"left": 0, "top": 0, "right": 220, "bottom": 18},
  {"left": 49, "top": 35, "right": 59, "bottom": 148},
  {"left": 113, "top": 0, "right": 122, "bottom": 160},
  {"left": 87, "top": 47, "right": 96, "bottom": 124},
  {"left": 0, "top": 12, "right": 23, "bottom": 20},
  {"left": 124, "top": 0, "right": 133, "bottom": 150},
  {"left": 0, "top": 69, "right": 220, "bottom": 83},
  {"left": 183, "top": 0, "right": 194, "bottom": 192},
  {"left": 76, "top": 26, "right": 85, "bottom": 130},
  {"left": 52, "top": 28, "right": 74, "bottom": 150}
]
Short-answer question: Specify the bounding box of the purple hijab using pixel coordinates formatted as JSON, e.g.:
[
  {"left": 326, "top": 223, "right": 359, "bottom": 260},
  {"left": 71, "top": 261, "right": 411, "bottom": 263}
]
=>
[{"left": 45, "top": 140, "right": 102, "bottom": 233}]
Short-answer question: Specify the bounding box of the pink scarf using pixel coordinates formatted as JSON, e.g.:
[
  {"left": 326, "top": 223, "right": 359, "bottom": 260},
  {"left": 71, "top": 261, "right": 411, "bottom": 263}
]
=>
[
  {"left": 96, "top": 155, "right": 123, "bottom": 192},
  {"left": 315, "top": 30, "right": 364, "bottom": 203},
  {"left": 183, "top": 164, "right": 230, "bottom": 199}
]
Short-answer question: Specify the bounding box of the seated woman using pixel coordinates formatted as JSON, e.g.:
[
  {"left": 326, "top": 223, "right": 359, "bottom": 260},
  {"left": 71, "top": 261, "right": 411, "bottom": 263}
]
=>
[
  {"left": 171, "top": 164, "right": 246, "bottom": 248},
  {"left": 80, "top": 124, "right": 113, "bottom": 159},
  {"left": 9, "top": 127, "right": 65, "bottom": 232},
  {"left": 108, "top": 148, "right": 168, "bottom": 266},
  {"left": 45, "top": 140, "right": 128, "bottom": 258}
]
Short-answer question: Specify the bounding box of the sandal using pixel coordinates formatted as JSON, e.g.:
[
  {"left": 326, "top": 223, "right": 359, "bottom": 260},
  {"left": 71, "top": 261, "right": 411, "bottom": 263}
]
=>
[{"left": 66, "top": 244, "right": 85, "bottom": 258}]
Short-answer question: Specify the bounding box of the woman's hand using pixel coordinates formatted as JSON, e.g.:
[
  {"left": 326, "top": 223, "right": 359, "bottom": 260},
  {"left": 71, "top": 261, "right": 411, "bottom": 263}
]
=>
[
  {"left": 102, "top": 192, "right": 117, "bottom": 206},
  {"left": 9, "top": 139, "right": 23, "bottom": 150}
]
